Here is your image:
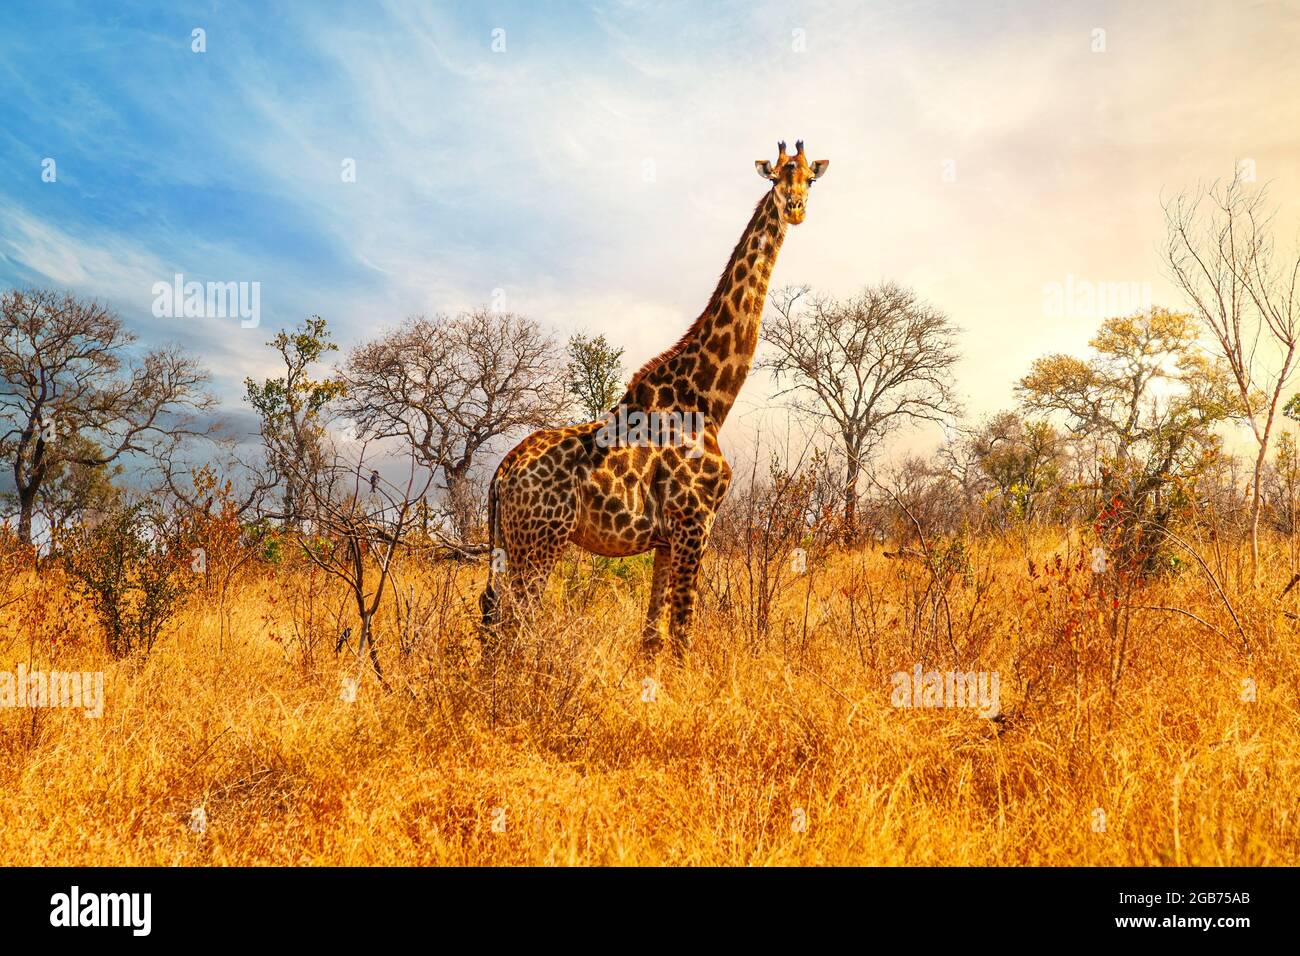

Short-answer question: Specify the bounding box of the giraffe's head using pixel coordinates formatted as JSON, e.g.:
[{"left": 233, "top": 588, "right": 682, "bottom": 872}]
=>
[{"left": 755, "top": 140, "right": 829, "bottom": 225}]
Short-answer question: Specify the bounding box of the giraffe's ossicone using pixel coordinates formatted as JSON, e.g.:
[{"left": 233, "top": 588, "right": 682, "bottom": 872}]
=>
[{"left": 480, "top": 141, "right": 830, "bottom": 658}]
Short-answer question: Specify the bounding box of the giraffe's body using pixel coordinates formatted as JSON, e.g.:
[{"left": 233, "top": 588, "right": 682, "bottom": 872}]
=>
[{"left": 480, "top": 142, "right": 829, "bottom": 656}]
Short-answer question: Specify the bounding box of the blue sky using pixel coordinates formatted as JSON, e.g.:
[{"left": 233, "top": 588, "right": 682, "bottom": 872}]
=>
[{"left": 2, "top": 0, "right": 1298, "bottom": 458}]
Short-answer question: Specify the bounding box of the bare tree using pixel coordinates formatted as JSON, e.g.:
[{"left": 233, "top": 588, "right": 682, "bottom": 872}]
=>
[
  {"left": 287, "top": 440, "right": 433, "bottom": 684},
  {"left": 0, "top": 288, "right": 212, "bottom": 545},
  {"left": 706, "top": 433, "right": 830, "bottom": 646},
  {"left": 1164, "top": 174, "right": 1300, "bottom": 575},
  {"left": 760, "top": 282, "right": 961, "bottom": 537},
  {"left": 152, "top": 431, "right": 278, "bottom": 522},
  {"left": 341, "top": 308, "right": 568, "bottom": 541}
]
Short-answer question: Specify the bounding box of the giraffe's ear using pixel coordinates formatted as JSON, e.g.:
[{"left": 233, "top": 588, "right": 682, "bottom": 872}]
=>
[
  {"left": 755, "top": 160, "right": 776, "bottom": 180},
  {"left": 811, "top": 160, "right": 830, "bottom": 179}
]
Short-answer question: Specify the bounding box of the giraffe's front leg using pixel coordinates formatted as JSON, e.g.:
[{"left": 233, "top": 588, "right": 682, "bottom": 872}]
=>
[
  {"left": 641, "top": 546, "right": 671, "bottom": 656},
  {"left": 668, "top": 527, "right": 707, "bottom": 658}
]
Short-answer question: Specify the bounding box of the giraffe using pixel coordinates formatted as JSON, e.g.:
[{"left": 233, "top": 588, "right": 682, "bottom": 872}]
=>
[{"left": 480, "top": 140, "right": 830, "bottom": 658}]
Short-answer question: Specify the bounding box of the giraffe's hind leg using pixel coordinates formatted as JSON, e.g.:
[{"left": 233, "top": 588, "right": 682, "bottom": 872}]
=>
[
  {"left": 640, "top": 545, "right": 671, "bottom": 656},
  {"left": 505, "top": 543, "right": 566, "bottom": 634},
  {"left": 487, "top": 495, "right": 574, "bottom": 651},
  {"left": 481, "top": 541, "right": 563, "bottom": 670}
]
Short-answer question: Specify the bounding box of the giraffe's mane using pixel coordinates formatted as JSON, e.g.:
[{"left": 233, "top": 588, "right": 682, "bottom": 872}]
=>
[
  {"left": 626, "top": 317, "right": 702, "bottom": 388},
  {"left": 626, "top": 191, "right": 774, "bottom": 389}
]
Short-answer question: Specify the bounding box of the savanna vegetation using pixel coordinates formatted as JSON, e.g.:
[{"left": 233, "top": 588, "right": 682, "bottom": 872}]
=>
[{"left": 1, "top": 172, "right": 1298, "bottom": 865}]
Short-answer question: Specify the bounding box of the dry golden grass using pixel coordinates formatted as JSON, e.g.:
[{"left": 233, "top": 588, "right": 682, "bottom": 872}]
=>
[{"left": 1, "top": 531, "right": 1297, "bottom": 865}]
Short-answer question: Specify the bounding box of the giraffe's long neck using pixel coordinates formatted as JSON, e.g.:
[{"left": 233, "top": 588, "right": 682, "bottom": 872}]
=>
[{"left": 623, "top": 190, "right": 787, "bottom": 427}]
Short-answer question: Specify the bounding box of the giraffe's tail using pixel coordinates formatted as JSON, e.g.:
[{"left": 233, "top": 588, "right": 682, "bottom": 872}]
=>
[{"left": 478, "top": 466, "right": 503, "bottom": 634}]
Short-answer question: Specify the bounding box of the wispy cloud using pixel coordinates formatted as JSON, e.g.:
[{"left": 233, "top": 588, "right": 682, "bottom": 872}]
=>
[{"left": 1, "top": 0, "right": 1297, "bottom": 461}]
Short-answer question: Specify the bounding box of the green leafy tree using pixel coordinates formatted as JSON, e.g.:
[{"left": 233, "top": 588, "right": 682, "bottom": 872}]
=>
[
  {"left": 970, "top": 411, "right": 1064, "bottom": 523},
  {"left": 566, "top": 332, "right": 625, "bottom": 422},
  {"left": 36, "top": 434, "right": 123, "bottom": 538},
  {"left": 244, "top": 316, "right": 346, "bottom": 528},
  {"left": 1017, "top": 307, "right": 1233, "bottom": 568}
]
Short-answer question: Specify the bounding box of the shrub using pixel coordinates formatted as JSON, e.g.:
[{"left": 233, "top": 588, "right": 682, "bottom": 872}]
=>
[{"left": 62, "top": 502, "right": 195, "bottom": 658}]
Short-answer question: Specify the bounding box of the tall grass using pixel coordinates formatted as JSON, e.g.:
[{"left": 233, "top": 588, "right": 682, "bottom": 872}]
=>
[{"left": 0, "top": 531, "right": 1295, "bottom": 865}]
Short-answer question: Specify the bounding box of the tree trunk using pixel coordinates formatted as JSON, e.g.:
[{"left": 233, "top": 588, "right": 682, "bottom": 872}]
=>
[
  {"left": 1251, "top": 442, "right": 1266, "bottom": 582},
  {"left": 446, "top": 463, "right": 475, "bottom": 541},
  {"left": 16, "top": 496, "right": 34, "bottom": 546},
  {"left": 843, "top": 455, "right": 860, "bottom": 542},
  {"left": 15, "top": 479, "right": 36, "bottom": 546},
  {"left": 283, "top": 473, "right": 302, "bottom": 532},
  {"left": 358, "top": 610, "right": 384, "bottom": 683}
]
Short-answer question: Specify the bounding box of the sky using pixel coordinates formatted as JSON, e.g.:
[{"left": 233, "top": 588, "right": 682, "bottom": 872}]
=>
[{"left": 2, "top": 0, "right": 1299, "bottom": 468}]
